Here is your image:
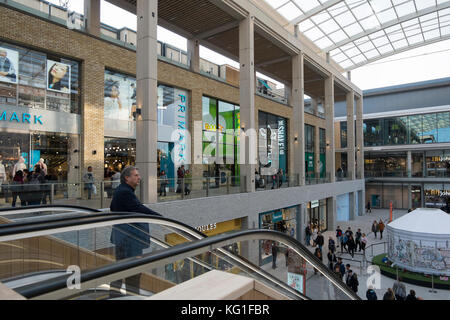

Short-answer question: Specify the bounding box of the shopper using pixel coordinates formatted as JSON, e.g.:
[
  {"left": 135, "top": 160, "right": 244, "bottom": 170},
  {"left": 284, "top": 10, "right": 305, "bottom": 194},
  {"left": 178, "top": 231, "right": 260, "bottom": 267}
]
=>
[
  {"left": 328, "top": 236, "right": 336, "bottom": 254},
  {"left": 378, "top": 219, "right": 385, "bottom": 240},
  {"left": 361, "top": 233, "right": 368, "bottom": 252},
  {"left": 159, "top": 170, "right": 169, "bottom": 197},
  {"left": 406, "top": 289, "right": 417, "bottom": 301},
  {"left": 366, "top": 286, "right": 378, "bottom": 300},
  {"left": 333, "top": 264, "right": 343, "bottom": 280},
  {"left": 11, "top": 170, "right": 24, "bottom": 207},
  {"left": 109, "top": 166, "right": 163, "bottom": 297},
  {"left": 271, "top": 241, "right": 278, "bottom": 269},
  {"left": 366, "top": 201, "right": 371, "bottom": 213},
  {"left": 313, "top": 248, "right": 322, "bottom": 275},
  {"left": 383, "top": 288, "right": 396, "bottom": 300},
  {"left": 347, "top": 235, "right": 356, "bottom": 259},
  {"left": 334, "top": 257, "right": 346, "bottom": 279},
  {"left": 372, "top": 220, "right": 379, "bottom": 239},
  {"left": 355, "top": 228, "right": 362, "bottom": 252},
  {"left": 305, "top": 225, "right": 312, "bottom": 246},
  {"left": 315, "top": 231, "right": 324, "bottom": 252},
  {"left": 327, "top": 249, "right": 337, "bottom": 270},
  {"left": 393, "top": 277, "right": 407, "bottom": 301},
  {"left": 335, "top": 226, "right": 343, "bottom": 248},
  {"left": 176, "top": 165, "right": 185, "bottom": 193},
  {"left": 184, "top": 169, "right": 192, "bottom": 196},
  {"left": 347, "top": 271, "right": 359, "bottom": 293},
  {"left": 83, "top": 166, "right": 95, "bottom": 200},
  {"left": 27, "top": 166, "right": 45, "bottom": 206}
]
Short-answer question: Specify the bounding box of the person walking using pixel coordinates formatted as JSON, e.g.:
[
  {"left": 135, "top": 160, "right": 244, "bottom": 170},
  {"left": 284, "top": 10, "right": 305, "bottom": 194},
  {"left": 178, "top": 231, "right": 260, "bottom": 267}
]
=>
[
  {"left": 355, "top": 228, "right": 362, "bottom": 252},
  {"left": 11, "top": 170, "right": 24, "bottom": 207},
  {"left": 327, "top": 250, "right": 337, "bottom": 270},
  {"left": 366, "top": 201, "right": 371, "bottom": 213},
  {"left": 334, "top": 257, "right": 346, "bottom": 279},
  {"left": 271, "top": 241, "right": 278, "bottom": 269},
  {"left": 313, "top": 248, "right": 322, "bottom": 275},
  {"left": 393, "top": 277, "right": 407, "bottom": 301},
  {"left": 347, "top": 271, "right": 359, "bottom": 293},
  {"left": 383, "top": 288, "right": 396, "bottom": 300},
  {"left": 176, "top": 165, "right": 185, "bottom": 193},
  {"left": 378, "top": 219, "right": 385, "bottom": 240},
  {"left": 328, "top": 236, "right": 336, "bottom": 254},
  {"left": 83, "top": 166, "right": 95, "bottom": 200},
  {"left": 361, "top": 233, "right": 368, "bottom": 252},
  {"left": 184, "top": 169, "right": 192, "bottom": 196},
  {"left": 372, "top": 220, "right": 379, "bottom": 239},
  {"left": 406, "top": 290, "right": 417, "bottom": 301},
  {"left": 336, "top": 226, "right": 343, "bottom": 249},
  {"left": 159, "top": 170, "right": 169, "bottom": 197},
  {"left": 109, "top": 166, "right": 163, "bottom": 297},
  {"left": 27, "top": 166, "right": 45, "bottom": 206},
  {"left": 305, "top": 225, "right": 312, "bottom": 246},
  {"left": 347, "top": 235, "right": 356, "bottom": 259},
  {"left": 366, "top": 286, "right": 378, "bottom": 300},
  {"left": 315, "top": 231, "right": 324, "bottom": 253}
]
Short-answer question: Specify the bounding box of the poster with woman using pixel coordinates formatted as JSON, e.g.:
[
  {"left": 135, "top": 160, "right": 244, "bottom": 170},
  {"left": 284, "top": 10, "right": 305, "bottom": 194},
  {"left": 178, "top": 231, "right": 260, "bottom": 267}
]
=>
[
  {"left": 0, "top": 47, "right": 18, "bottom": 84},
  {"left": 47, "top": 60, "right": 71, "bottom": 93},
  {"left": 104, "top": 73, "right": 136, "bottom": 121}
]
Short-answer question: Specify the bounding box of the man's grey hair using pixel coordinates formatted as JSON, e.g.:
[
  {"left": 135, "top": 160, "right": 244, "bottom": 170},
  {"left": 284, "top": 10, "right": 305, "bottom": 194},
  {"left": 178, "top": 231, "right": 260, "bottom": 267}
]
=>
[{"left": 121, "top": 166, "right": 139, "bottom": 184}]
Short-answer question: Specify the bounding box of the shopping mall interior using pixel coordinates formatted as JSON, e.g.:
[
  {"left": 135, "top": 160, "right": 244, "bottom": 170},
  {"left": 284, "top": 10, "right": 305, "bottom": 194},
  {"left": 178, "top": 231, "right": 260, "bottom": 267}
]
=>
[{"left": 0, "top": 0, "right": 449, "bottom": 302}]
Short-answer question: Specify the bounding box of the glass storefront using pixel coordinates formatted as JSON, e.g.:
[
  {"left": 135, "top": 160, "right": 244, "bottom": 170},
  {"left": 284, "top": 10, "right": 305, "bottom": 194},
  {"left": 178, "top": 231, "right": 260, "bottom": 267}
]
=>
[
  {"left": 307, "top": 200, "right": 327, "bottom": 232},
  {"left": 104, "top": 138, "right": 136, "bottom": 177},
  {"left": 202, "top": 96, "right": 240, "bottom": 178},
  {"left": 259, "top": 206, "right": 298, "bottom": 266},
  {"left": 424, "top": 184, "right": 450, "bottom": 208},
  {"left": 426, "top": 150, "right": 450, "bottom": 177},
  {"left": 345, "top": 112, "right": 450, "bottom": 147},
  {"left": 305, "top": 124, "right": 314, "bottom": 175},
  {"left": 258, "top": 111, "right": 288, "bottom": 177},
  {"left": 365, "top": 152, "right": 406, "bottom": 176},
  {"left": 0, "top": 41, "right": 81, "bottom": 114}
]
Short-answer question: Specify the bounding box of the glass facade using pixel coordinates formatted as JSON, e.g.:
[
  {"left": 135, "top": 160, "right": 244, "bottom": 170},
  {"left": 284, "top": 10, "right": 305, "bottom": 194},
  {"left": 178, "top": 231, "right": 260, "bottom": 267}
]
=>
[
  {"left": 202, "top": 96, "right": 240, "bottom": 177},
  {"left": 345, "top": 112, "right": 450, "bottom": 147},
  {"left": 258, "top": 111, "right": 288, "bottom": 177},
  {"left": 319, "top": 128, "right": 326, "bottom": 178},
  {"left": 0, "top": 41, "right": 81, "bottom": 114},
  {"left": 104, "top": 138, "right": 136, "bottom": 177},
  {"left": 305, "top": 124, "right": 314, "bottom": 175}
]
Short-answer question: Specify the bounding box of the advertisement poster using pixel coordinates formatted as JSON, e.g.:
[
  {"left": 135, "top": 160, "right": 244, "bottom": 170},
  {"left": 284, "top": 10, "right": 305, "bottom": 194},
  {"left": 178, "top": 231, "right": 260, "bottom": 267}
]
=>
[
  {"left": 47, "top": 60, "right": 71, "bottom": 93},
  {"left": 287, "top": 272, "right": 304, "bottom": 294},
  {"left": 104, "top": 73, "right": 136, "bottom": 120},
  {"left": 0, "top": 46, "right": 18, "bottom": 84}
]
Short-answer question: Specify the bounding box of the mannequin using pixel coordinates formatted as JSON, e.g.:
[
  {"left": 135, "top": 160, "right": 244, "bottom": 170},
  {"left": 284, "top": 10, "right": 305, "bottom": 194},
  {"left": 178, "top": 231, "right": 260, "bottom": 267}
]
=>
[
  {"left": 0, "top": 155, "right": 6, "bottom": 185},
  {"left": 38, "top": 158, "right": 48, "bottom": 175},
  {"left": 13, "top": 156, "right": 27, "bottom": 177}
]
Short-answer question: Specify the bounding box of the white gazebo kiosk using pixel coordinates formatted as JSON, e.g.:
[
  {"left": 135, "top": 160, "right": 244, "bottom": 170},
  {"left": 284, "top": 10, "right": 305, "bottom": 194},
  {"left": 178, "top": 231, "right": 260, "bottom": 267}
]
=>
[{"left": 387, "top": 208, "right": 450, "bottom": 276}]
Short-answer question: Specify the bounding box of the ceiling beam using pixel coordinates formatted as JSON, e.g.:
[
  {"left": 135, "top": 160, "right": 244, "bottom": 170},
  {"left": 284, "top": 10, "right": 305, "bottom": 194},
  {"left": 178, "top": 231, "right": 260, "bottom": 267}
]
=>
[
  {"left": 195, "top": 21, "right": 239, "bottom": 40},
  {"left": 256, "top": 56, "right": 290, "bottom": 67},
  {"left": 346, "top": 33, "right": 450, "bottom": 71},
  {"left": 290, "top": 0, "right": 345, "bottom": 25},
  {"left": 325, "top": 0, "right": 450, "bottom": 52}
]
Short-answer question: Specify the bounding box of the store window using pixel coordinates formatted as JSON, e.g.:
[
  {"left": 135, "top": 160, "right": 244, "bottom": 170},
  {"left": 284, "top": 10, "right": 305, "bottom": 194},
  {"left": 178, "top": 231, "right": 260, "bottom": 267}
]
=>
[
  {"left": 426, "top": 150, "right": 450, "bottom": 178},
  {"left": 424, "top": 183, "right": 450, "bottom": 208},
  {"left": 307, "top": 200, "right": 328, "bottom": 232},
  {"left": 104, "top": 70, "right": 137, "bottom": 122},
  {"left": 340, "top": 122, "right": 347, "bottom": 148},
  {"left": 202, "top": 96, "right": 240, "bottom": 178},
  {"left": 363, "top": 119, "right": 383, "bottom": 146},
  {"left": 0, "top": 41, "right": 81, "bottom": 114},
  {"left": 385, "top": 117, "right": 407, "bottom": 145},
  {"left": 259, "top": 206, "right": 298, "bottom": 266},
  {"left": 104, "top": 138, "right": 136, "bottom": 178},
  {"left": 258, "top": 111, "right": 288, "bottom": 177},
  {"left": 319, "top": 128, "right": 326, "bottom": 178}
]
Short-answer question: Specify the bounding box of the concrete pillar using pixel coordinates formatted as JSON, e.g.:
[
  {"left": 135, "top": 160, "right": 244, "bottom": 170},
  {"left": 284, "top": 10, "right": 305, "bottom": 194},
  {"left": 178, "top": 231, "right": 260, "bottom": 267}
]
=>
[
  {"left": 187, "top": 38, "right": 200, "bottom": 73},
  {"left": 84, "top": 0, "right": 101, "bottom": 37},
  {"left": 356, "top": 96, "right": 364, "bottom": 179},
  {"left": 349, "top": 192, "right": 356, "bottom": 220},
  {"left": 292, "top": 53, "right": 305, "bottom": 185},
  {"left": 239, "top": 16, "right": 256, "bottom": 193},
  {"left": 347, "top": 91, "right": 356, "bottom": 180},
  {"left": 325, "top": 76, "right": 335, "bottom": 183},
  {"left": 136, "top": 0, "right": 158, "bottom": 204},
  {"left": 311, "top": 97, "right": 319, "bottom": 117},
  {"left": 358, "top": 190, "right": 365, "bottom": 216},
  {"left": 407, "top": 151, "right": 412, "bottom": 178},
  {"left": 327, "top": 196, "right": 337, "bottom": 231},
  {"left": 408, "top": 184, "right": 412, "bottom": 209}
]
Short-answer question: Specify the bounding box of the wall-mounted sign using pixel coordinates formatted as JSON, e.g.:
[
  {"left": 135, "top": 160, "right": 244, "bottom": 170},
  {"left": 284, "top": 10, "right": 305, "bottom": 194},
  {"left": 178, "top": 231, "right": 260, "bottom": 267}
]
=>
[
  {"left": 272, "top": 211, "right": 283, "bottom": 223},
  {"left": 0, "top": 111, "right": 43, "bottom": 124},
  {"left": 311, "top": 200, "right": 319, "bottom": 209}
]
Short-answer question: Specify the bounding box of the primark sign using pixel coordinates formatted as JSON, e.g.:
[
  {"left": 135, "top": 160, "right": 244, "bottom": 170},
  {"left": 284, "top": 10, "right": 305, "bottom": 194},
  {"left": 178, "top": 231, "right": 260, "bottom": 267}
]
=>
[{"left": 0, "top": 105, "right": 80, "bottom": 134}]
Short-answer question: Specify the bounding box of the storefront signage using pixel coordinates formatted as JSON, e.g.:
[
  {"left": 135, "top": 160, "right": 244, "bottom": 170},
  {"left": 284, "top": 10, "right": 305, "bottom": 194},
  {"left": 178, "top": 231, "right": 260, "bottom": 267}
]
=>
[
  {"left": 0, "top": 111, "right": 43, "bottom": 125},
  {"left": 272, "top": 211, "right": 283, "bottom": 223},
  {"left": 196, "top": 223, "right": 217, "bottom": 233},
  {"left": 311, "top": 200, "right": 319, "bottom": 208},
  {"left": 176, "top": 93, "right": 187, "bottom": 165}
]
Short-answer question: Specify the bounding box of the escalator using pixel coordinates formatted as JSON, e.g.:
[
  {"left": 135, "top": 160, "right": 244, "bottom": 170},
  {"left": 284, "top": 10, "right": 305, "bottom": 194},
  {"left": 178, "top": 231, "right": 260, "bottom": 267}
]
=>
[{"left": 0, "top": 205, "right": 360, "bottom": 300}]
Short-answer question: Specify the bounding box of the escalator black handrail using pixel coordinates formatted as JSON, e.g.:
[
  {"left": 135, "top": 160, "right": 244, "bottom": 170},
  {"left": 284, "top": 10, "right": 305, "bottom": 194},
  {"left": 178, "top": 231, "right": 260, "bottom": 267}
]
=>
[
  {"left": 0, "top": 204, "right": 102, "bottom": 216},
  {"left": 15, "top": 229, "right": 359, "bottom": 300},
  {"left": 0, "top": 213, "right": 360, "bottom": 300}
]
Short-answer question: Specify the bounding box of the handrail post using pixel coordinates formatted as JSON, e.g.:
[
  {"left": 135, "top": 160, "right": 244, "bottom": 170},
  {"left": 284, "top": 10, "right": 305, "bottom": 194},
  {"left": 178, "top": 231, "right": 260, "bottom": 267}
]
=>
[
  {"left": 226, "top": 175, "right": 230, "bottom": 194},
  {"left": 50, "top": 183, "right": 54, "bottom": 204},
  {"left": 206, "top": 177, "right": 210, "bottom": 197},
  {"left": 100, "top": 182, "right": 105, "bottom": 209}
]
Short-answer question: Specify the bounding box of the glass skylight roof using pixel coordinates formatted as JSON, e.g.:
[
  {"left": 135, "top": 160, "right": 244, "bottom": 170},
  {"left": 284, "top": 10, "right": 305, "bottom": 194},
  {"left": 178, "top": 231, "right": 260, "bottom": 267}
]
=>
[{"left": 264, "top": 0, "right": 450, "bottom": 70}]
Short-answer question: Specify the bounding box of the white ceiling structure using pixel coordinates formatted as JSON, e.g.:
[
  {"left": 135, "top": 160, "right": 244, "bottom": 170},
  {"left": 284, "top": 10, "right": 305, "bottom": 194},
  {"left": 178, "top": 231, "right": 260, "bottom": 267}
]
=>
[{"left": 264, "top": 0, "right": 450, "bottom": 71}]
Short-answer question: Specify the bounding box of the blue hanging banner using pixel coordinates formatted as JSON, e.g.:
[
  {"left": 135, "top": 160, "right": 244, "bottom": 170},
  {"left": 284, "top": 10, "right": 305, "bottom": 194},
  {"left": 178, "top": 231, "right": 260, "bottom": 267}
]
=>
[{"left": 272, "top": 211, "right": 283, "bottom": 223}]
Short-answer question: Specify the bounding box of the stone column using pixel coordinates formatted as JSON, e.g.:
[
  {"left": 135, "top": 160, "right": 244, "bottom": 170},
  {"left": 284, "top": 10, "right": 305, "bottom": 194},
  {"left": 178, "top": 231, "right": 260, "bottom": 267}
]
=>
[
  {"left": 292, "top": 53, "right": 305, "bottom": 186},
  {"left": 347, "top": 91, "right": 356, "bottom": 180},
  {"left": 407, "top": 151, "right": 412, "bottom": 178},
  {"left": 239, "top": 16, "right": 256, "bottom": 193},
  {"left": 325, "top": 76, "right": 335, "bottom": 183},
  {"left": 356, "top": 96, "right": 364, "bottom": 179},
  {"left": 187, "top": 38, "right": 200, "bottom": 73},
  {"left": 84, "top": 0, "right": 101, "bottom": 37},
  {"left": 136, "top": 0, "right": 158, "bottom": 204}
]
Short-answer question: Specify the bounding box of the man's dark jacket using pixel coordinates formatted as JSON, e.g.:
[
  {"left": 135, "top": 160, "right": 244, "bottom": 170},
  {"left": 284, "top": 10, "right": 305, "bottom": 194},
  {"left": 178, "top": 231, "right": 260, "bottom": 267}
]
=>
[{"left": 110, "top": 183, "right": 162, "bottom": 250}]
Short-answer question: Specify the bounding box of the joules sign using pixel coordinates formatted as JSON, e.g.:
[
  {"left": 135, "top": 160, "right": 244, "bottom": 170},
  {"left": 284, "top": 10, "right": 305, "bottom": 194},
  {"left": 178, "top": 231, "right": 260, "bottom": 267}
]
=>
[{"left": 0, "top": 110, "right": 43, "bottom": 125}]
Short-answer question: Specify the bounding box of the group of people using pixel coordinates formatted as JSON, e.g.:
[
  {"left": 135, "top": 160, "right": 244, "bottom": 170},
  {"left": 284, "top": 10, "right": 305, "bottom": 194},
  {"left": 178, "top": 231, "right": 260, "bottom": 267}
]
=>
[
  {"left": 10, "top": 159, "right": 50, "bottom": 207},
  {"left": 332, "top": 258, "right": 359, "bottom": 293},
  {"left": 366, "top": 278, "right": 422, "bottom": 300},
  {"left": 254, "top": 169, "right": 284, "bottom": 189},
  {"left": 371, "top": 219, "right": 386, "bottom": 239},
  {"left": 335, "top": 226, "right": 368, "bottom": 258}
]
